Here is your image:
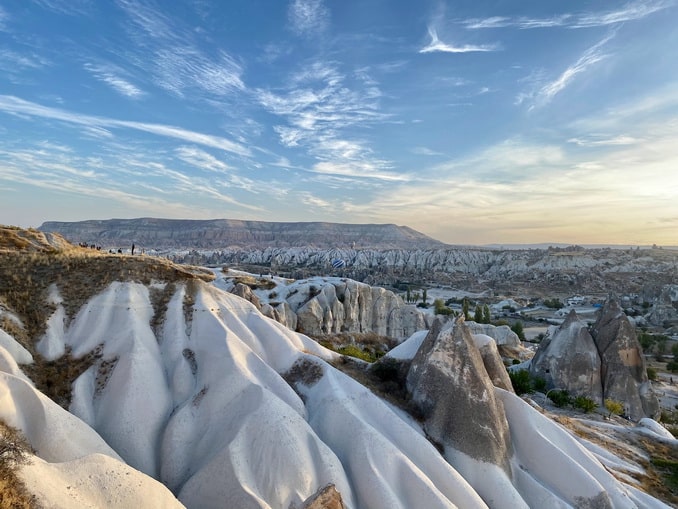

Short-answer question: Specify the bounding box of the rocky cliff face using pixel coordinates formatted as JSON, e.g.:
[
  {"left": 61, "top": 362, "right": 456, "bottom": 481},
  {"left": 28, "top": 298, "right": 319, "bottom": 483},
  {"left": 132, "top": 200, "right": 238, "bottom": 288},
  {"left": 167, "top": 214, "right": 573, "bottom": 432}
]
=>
[
  {"left": 177, "top": 245, "right": 677, "bottom": 295},
  {"left": 39, "top": 218, "right": 446, "bottom": 249},
  {"left": 218, "top": 274, "right": 429, "bottom": 342}
]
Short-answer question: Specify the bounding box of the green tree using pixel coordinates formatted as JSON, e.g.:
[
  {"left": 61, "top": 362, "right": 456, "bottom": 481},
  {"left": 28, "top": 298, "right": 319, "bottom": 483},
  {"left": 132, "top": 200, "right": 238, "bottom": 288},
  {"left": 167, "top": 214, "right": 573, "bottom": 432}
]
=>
[
  {"left": 482, "top": 304, "right": 491, "bottom": 324},
  {"left": 511, "top": 321, "right": 525, "bottom": 341},
  {"left": 462, "top": 298, "right": 469, "bottom": 320},
  {"left": 474, "top": 305, "right": 483, "bottom": 323},
  {"left": 422, "top": 288, "right": 428, "bottom": 306},
  {"left": 406, "top": 287, "right": 411, "bottom": 303}
]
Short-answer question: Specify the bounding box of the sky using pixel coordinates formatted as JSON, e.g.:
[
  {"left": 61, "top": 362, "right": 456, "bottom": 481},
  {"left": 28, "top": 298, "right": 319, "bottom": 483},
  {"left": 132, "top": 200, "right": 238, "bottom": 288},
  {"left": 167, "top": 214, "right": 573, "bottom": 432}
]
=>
[{"left": 0, "top": 0, "right": 677, "bottom": 246}]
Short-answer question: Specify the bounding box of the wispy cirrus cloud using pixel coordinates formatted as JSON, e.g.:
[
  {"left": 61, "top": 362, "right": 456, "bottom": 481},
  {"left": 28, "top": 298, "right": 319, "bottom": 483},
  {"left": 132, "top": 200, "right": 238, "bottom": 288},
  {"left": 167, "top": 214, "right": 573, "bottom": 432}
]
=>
[
  {"left": 256, "top": 61, "right": 398, "bottom": 181},
  {"left": 419, "top": 27, "right": 499, "bottom": 54},
  {"left": 115, "top": 0, "right": 244, "bottom": 99},
  {"left": 288, "top": 0, "right": 330, "bottom": 37},
  {"left": 568, "top": 135, "right": 640, "bottom": 147},
  {"left": 84, "top": 62, "right": 145, "bottom": 98},
  {"left": 0, "top": 95, "right": 251, "bottom": 157},
  {"left": 174, "top": 146, "right": 232, "bottom": 173},
  {"left": 31, "top": 0, "right": 91, "bottom": 16},
  {"left": 0, "top": 6, "right": 9, "bottom": 31},
  {"left": 517, "top": 32, "right": 614, "bottom": 108},
  {"left": 463, "top": 0, "right": 671, "bottom": 30},
  {"left": 0, "top": 49, "right": 50, "bottom": 71}
]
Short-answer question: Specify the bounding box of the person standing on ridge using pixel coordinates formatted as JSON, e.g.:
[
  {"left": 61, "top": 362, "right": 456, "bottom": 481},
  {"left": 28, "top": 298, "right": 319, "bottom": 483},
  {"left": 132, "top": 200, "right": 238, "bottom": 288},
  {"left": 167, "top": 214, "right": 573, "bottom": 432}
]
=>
[{"left": 132, "top": 243, "right": 135, "bottom": 255}]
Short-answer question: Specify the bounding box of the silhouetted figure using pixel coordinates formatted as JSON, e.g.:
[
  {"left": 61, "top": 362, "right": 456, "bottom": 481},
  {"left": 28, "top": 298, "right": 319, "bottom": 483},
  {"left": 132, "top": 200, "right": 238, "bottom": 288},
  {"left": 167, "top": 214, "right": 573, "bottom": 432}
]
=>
[{"left": 132, "top": 243, "right": 135, "bottom": 255}]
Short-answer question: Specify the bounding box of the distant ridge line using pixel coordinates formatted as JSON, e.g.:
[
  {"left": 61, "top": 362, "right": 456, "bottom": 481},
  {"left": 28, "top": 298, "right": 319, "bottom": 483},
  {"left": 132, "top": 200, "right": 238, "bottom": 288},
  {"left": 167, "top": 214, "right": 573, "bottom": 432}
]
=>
[{"left": 38, "top": 217, "right": 449, "bottom": 250}]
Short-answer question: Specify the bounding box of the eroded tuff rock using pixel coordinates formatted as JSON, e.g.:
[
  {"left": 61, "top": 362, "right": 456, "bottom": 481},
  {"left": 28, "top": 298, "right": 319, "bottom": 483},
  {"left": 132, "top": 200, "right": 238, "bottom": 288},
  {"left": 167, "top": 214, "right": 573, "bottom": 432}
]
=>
[
  {"left": 230, "top": 277, "right": 428, "bottom": 341},
  {"left": 529, "top": 299, "right": 659, "bottom": 421},
  {"left": 529, "top": 310, "right": 603, "bottom": 403},
  {"left": 591, "top": 299, "right": 659, "bottom": 420},
  {"left": 407, "top": 317, "right": 512, "bottom": 471},
  {"left": 472, "top": 334, "right": 513, "bottom": 392},
  {"left": 647, "top": 285, "right": 678, "bottom": 326},
  {"left": 464, "top": 322, "right": 521, "bottom": 347}
]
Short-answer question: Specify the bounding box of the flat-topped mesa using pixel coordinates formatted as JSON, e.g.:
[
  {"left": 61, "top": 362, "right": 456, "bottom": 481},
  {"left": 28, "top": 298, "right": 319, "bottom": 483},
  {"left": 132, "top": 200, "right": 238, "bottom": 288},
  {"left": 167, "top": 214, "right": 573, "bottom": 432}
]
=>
[{"left": 38, "top": 218, "right": 447, "bottom": 250}]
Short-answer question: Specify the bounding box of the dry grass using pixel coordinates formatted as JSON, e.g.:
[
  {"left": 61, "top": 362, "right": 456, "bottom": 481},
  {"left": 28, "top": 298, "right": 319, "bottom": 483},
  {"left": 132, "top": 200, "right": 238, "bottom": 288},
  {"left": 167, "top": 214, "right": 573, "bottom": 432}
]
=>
[
  {"left": 0, "top": 420, "right": 39, "bottom": 509},
  {"left": 552, "top": 414, "right": 678, "bottom": 506},
  {"left": 0, "top": 226, "right": 213, "bottom": 408}
]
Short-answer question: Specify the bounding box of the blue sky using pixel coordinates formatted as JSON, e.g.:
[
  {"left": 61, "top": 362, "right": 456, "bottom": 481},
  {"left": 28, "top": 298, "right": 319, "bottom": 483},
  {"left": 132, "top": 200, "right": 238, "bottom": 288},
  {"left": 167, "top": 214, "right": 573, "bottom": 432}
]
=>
[{"left": 1, "top": 0, "right": 677, "bottom": 245}]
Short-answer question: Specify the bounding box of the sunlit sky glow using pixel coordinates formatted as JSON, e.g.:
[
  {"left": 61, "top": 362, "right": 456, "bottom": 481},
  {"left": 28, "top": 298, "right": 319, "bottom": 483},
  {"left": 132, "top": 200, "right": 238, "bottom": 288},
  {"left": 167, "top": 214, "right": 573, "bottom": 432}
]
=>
[{"left": 1, "top": 0, "right": 677, "bottom": 246}]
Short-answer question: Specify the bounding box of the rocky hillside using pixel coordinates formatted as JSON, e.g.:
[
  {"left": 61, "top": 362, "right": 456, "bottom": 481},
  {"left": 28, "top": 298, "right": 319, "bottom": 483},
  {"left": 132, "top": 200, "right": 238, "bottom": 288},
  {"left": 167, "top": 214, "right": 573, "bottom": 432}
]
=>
[
  {"left": 1, "top": 226, "right": 676, "bottom": 508},
  {"left": 174, "top": 245, "right": 678, "bottom": 297},
  {"left": 38, "top": 218, "right": 446, "bottom": 249}
]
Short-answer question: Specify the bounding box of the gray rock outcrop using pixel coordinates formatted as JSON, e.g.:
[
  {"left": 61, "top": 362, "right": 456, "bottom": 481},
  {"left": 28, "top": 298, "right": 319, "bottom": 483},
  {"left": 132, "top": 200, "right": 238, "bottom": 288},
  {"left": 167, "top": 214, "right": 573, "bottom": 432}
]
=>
[
  {"left": 228, "top": 277, "right": 428, "bottom": 341},
  {"left": 472, "top": 334, "right": 513, "bottom": 392},
  {"left": 529, "top": 310, "right": 603, "bottom": 402},
  {"left": 407, "top": 317, "right": 512, "bottom": 471},
  {"left": 529, "top": 299, "right": 660, "bottom": 421},
  {"left": 591, "top": 299, "right": 659, "bottom": 420},
  {"left": 464, "top": 322, "right": 521, "bottom": 347}
]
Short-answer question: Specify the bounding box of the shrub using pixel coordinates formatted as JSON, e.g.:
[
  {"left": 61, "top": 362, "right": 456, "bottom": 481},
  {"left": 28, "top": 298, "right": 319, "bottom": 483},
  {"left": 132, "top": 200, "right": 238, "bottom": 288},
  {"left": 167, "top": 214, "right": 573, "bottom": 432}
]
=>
[
  {"left": 548, "top": 390, "right": 572, "bottom": 408},
  {"left": 433, "top": 298, "right": 454, "bottom": 315},
  {"left": 573, "top": 395, "right": 598, "bottom": 413},
  {"left": 605, "top": 398, "right": 624, "bottom": 418},
  {"left": 647, "top": 366, "right": 658, "bottom": 381},
  {"left": 337, "top": 345, "right": 377, "bottom": 363},
  {"left": 543, "top": 298, "right": 564, "bottom": 309},
  {"left": 0, "top": 420, "right": 36, "bottom": 508},
  {"left": 509, "top": 369, "right": 532, "bottom": 395},
  {"left": 532, "top": 376, "right": 547, "bottom": 393},
  {"left": 667, "top": 361, "right": 678, "bottom": 373},
  {"left": 370, "top": 357, "right": 403, "bottom": 382}
]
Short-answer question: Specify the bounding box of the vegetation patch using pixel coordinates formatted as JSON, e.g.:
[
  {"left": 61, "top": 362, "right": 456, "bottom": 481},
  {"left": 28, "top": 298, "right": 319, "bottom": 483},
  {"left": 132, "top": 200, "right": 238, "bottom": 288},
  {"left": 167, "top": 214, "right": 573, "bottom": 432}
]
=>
[
  {"left": 23, "top": 346, "right": 103, "bottom": 409},
  {"left": 283, "top": 358, "right": 324, "bottom": 390},
  {"left": 0, "top": 420, "right": 38, "bottom": 509}
]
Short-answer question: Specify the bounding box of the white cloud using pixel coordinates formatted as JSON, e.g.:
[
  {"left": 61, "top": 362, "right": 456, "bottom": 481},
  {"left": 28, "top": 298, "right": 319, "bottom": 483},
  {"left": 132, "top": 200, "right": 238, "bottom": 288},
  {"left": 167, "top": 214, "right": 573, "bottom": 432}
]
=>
[
  {"left": 411, "top": 147, "right": 445, "bottom": 156},
  {"left": 256, "top": 61, "right": 396, "bottom": 182},
  {"left": 463, "top": 1, "right": 671, "bottom": 30},
  {"left": 0, "top": 49, "right": 50, "bottom": 70},
  {"left": 0, "top": 6, "right": 8, "bottom": 31},
  {"left": 175, "top": 146, "right": 231, "bottom": 172},
  {"left": 115, "top": 0, "right": 244, "bottom": 99},
  {"left": 32, "top": 0, "right": 91, "bottom": 16},
  {"left": 518, "top": 32, "right": 615, "bottom": 108},
  {"left": 312, "top": 161, "right": 409, "bottom": 182},
  {"left": 572, "top": 0, "right": 672, "bottom": 28},
  {"left": 84, "top": 62, "right": 145, "bottom": 98},
  {"left": 568, "top": 135, "right": 640, "bottom": 147},
  {"left": 0, "top": 95, "right": 251, "bottom": 157},
  {"left": 288, "top": 0, "right": 329, "bottom": 37},
  {"left": 420, "top": 27, "right": 499, "bottom": 54}
]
